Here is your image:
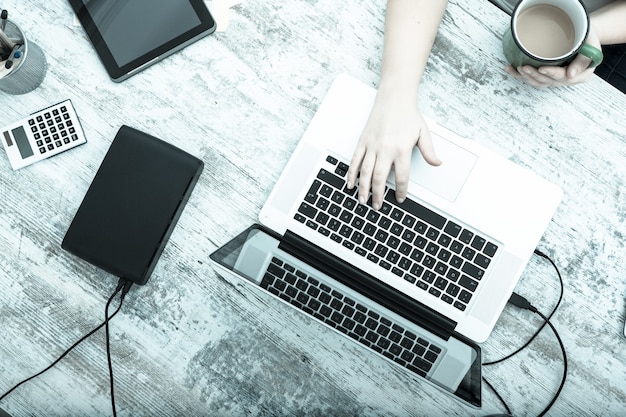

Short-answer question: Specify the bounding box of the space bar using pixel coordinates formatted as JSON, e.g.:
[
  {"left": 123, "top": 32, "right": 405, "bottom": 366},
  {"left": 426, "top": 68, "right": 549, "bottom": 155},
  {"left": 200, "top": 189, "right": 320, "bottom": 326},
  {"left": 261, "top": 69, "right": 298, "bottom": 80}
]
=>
[{"left": 385, "top": 192, "right": 446, "bottom": 230}]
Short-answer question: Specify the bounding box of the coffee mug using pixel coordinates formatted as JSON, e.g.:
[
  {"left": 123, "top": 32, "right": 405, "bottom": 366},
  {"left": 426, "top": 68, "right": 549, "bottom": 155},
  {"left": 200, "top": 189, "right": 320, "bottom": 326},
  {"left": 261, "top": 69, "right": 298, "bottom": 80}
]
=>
[{"left": 502, "top": 0, "right": 603, "bottom": 69}]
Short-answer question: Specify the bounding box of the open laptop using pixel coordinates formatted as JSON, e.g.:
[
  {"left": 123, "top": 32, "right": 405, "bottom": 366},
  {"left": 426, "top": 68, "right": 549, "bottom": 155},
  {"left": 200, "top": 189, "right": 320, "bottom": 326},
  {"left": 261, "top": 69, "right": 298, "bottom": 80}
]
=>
[{"left": 210, "top": 74, "right": 562, "bottom": 408}]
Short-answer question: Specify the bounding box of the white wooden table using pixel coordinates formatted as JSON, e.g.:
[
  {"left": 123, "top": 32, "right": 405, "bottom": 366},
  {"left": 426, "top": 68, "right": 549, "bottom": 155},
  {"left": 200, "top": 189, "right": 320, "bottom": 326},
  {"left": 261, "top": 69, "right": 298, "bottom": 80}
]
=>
[{"left": 1, "top": 0, "right": 625, "bottom": 416}]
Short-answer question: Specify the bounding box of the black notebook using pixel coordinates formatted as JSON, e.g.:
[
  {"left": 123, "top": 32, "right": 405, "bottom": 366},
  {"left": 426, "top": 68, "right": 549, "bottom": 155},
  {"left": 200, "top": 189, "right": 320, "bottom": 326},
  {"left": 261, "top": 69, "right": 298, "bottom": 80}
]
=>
[{"left": 62, "top": 125, "right": 204, "bottom": 285}]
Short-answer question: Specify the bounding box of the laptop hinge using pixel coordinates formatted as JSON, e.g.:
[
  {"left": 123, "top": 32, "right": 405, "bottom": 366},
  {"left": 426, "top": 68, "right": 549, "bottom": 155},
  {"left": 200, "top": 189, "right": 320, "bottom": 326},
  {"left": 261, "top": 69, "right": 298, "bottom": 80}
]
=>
[{"left": 279, "top": 230, "right": 457, "bottom": 341}]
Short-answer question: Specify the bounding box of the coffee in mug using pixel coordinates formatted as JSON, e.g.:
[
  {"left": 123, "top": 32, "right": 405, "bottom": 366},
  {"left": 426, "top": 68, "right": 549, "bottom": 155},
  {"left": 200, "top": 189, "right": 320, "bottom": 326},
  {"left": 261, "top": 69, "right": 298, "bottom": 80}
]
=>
[
  {"left": 516, "top": 5, "right": 575, "bottom": 58},
  {"left": 502, "top": 0, "right": 603, "bottom": 69}
]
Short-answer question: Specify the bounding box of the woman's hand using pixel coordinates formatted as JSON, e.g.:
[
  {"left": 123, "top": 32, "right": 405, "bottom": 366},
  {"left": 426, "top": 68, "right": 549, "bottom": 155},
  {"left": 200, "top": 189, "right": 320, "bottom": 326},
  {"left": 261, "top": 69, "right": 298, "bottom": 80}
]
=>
[
  {"left": 505, "top": 25, "right": 602, "bottom": 88},
  {"left": 347, "top": 91, "right": 441, "bottom": 210}
]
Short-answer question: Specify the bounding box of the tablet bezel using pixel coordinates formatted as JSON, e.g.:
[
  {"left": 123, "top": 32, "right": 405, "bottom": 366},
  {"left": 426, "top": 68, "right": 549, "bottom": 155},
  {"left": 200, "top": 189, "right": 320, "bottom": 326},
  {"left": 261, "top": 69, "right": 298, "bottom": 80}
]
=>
[{"left": 68, "top": 0, "right": 216, "bottom": 82}]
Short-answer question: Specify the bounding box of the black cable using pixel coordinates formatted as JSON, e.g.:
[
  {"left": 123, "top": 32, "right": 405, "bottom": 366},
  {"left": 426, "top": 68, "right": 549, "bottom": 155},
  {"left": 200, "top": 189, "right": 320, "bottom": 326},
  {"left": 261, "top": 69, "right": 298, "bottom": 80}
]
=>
[
  {"left": 483, "top": 249, "right": 563, "bottom": 366},
  {"left": 106, "top": 280, "right": 133, "bottom": 417},
  {"left": 482, "top": 375, "right": 512, "bottom": 416},
  {"left": 484, "top": 296, "right": 568, "bottom": 417},
  {"left": 482, "top": 249, "right": 567, "bottom": 417},
  {"left": 533, "top": 309, "right": 568, "bottom": 417},
  {"left": 0, "top": 280, "right": 125, "bottom": 402},
  {"left": 501, "top": 293, "right": 568, "bottom": 416}
]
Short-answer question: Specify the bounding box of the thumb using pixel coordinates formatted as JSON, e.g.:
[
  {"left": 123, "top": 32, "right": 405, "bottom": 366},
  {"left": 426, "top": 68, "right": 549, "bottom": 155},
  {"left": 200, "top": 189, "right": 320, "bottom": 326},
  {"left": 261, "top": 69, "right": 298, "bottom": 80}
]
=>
[
  {"left": 417, "top": 129, "right": 442, "bottom": 167},
  {"left": 567, "top": 53, "right": 592, "bottom": 79}
]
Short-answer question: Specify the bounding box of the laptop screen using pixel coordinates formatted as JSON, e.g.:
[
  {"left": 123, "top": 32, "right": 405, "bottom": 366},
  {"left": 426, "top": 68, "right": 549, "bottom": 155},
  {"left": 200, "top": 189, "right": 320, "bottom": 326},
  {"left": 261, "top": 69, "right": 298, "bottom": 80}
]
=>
[{"left": 210, "top": 225, "right": 482, "bottom": 408}]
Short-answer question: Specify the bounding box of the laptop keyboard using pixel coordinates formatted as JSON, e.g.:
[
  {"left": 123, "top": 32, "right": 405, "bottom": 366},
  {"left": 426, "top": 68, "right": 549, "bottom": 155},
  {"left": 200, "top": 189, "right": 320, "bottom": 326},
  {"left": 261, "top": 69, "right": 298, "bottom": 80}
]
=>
[
  {"left": 261, "top": 256, "right": 442, "bottom": 378},
  {"left": 293, "top": 155, "right": 499, "bottom": 312}
]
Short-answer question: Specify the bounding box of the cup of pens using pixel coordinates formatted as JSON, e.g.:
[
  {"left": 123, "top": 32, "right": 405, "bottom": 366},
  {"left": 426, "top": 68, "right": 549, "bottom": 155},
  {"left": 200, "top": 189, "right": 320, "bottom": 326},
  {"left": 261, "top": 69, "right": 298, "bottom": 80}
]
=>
[{"left": 0, "top": 12, "right": 47, "bottom": 95}]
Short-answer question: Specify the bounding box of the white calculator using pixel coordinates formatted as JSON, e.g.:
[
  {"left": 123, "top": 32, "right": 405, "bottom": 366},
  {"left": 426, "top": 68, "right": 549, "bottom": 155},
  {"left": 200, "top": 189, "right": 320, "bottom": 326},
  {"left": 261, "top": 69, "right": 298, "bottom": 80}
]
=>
[{"left": 1, "top": 99, "right": 87, "bottom": 170}]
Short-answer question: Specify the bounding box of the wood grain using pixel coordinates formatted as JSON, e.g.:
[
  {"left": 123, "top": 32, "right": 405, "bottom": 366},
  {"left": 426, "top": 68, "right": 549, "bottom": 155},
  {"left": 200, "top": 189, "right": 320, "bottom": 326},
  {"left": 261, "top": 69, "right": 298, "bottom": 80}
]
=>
[{"left": 0, "top": 0, "right": 625, "bottom": 416}]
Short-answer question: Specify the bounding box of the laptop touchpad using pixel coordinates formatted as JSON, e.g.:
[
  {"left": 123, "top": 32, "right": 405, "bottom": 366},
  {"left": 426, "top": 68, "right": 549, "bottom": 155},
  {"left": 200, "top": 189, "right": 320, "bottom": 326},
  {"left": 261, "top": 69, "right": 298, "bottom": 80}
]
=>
[{"left": 398, "top": 134, "right": 477, "bottom": 202}]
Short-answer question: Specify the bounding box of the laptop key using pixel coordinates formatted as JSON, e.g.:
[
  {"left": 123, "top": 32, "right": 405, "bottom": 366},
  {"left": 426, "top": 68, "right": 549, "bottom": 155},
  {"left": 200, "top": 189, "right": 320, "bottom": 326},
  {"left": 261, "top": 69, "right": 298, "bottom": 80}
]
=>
[
  {"left": 446, "top": 283, "right": 460, "bottom": 297},
  {"left": 343, "top": 198, "right": 357, "bottom": 210},
  {"left": 379, "top": 260, "right": 392, "bottom": 270},
  {"left": 305, "top": 180, "right": 321, "bottom": 203},
  {"left": 331, "top": 190, "right": 344, "bottom": 204},
  {"left": 385, "top": 192, "right": 446, "bottom": 229},
  {"left": 459, "top": 275, "right": 478, "bottom": 292},
  {"left": 483, "top": 242, "right": 499, "bottom": 257},
  {"left": 378, "top": 217, "right": 392, "bottom": 230},
  {"left": 459, "top": 229, "right": 474, "bottom": 244},
  {"left": 453, "top": 301, "right": 466, "bottom": 311},
  {"left": 267, "top": 262, "right": 286, "bottom": 278},
  {"left": 458, "top": 290, "right": 473, "bottom": 303},
  {"left": 402, "top": 214, "right": 416, "bottom": 228},
  {"left": 449, "top": 240, "right": 463, "bottom": 254},
  {"left": 318, "top": 168, "right": 345, "bottom": 189},
  {"left": 315, "top": 212, "right": 330, "bottom": 226},
  {"left": 428, "top": 287, "right": 441, "bottom": 297},
  {"left": 318, "top": 186, "right": 332, "bottom": 199},
  {"left": 471, "top": 235, "right": 486, "bottom": 251},
  {"left": 474, "top": 253, "right": 491, "bottom": 269},
  {"left": 444, "top": 221, "right": 462, "bottom": 238},
  {"left": 298, "top": 202, "right": 317, "bottom": 219},
  {"left": 461, "top": 246, "right": 476, "bottom": 261},
  {"left": 461, "top": 263, "right": 484, "bottom": 280},
  {"left": 413, "top": 357, "right": 433, "bottom": 373},
  {"left": 366, "top": 210, "right": 380, "bottom": 223},
  {"left": 325, "top": 155, "right": 338, "bottom": 165},
  {"left": 335, "top": 163, "right": 349, "bottom": 177}
]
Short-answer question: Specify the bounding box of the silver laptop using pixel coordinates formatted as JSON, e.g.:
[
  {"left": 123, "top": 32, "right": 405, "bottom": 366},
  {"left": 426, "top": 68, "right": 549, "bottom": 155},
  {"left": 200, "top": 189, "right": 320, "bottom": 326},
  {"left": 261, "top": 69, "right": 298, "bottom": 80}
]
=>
[{"left": 210, "top": 74, "right": 562, "bottom": 408}]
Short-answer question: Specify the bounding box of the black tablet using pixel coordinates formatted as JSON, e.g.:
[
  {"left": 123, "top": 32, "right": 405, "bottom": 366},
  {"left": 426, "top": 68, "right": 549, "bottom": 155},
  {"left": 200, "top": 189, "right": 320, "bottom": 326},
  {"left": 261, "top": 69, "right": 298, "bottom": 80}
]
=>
[{"left": 68, "top": 0, "right": 216, "bottom": 82}]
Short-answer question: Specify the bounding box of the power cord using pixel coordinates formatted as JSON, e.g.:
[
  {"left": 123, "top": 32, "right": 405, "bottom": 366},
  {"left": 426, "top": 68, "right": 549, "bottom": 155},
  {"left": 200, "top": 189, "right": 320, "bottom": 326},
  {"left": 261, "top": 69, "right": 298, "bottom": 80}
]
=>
[
  {"left": 482, "top": 249, "right": 567, "bottom": 417},
  {"left": 484, "top": 249, "right": 564, "bottom": 367},
  {"left": 0, "top": 278, "right": 133, "bottom": 417},
  {"left": 106, "top": 280, "right": 133, "bottom": 417},
  {"left": 482, "top": 376, "right": 513, "bottom": 416}
]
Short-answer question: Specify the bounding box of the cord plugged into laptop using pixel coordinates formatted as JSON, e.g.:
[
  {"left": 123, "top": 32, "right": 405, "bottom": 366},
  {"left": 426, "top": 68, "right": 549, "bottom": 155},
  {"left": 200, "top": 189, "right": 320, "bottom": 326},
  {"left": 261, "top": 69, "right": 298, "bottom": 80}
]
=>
[
  {"left": 482, "top": 249, "right": 567, "bottom": 417},
  {"left": 507, "top": 292, "right": 537, "bottom": 312}
]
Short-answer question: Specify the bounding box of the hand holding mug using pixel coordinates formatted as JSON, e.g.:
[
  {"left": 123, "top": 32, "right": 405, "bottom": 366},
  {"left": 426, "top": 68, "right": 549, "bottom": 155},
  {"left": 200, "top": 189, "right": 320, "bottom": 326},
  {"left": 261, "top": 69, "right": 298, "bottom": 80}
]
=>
[{"left": 502, "top": 0, "right": 603, "bottom": 88}]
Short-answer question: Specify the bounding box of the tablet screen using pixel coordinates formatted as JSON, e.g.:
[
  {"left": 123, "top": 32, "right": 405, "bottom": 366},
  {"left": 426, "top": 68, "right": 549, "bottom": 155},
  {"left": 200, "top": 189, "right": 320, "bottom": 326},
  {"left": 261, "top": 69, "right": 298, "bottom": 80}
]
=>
[{"left": 69, "top": 0, "right": 215, "bottom": 81}]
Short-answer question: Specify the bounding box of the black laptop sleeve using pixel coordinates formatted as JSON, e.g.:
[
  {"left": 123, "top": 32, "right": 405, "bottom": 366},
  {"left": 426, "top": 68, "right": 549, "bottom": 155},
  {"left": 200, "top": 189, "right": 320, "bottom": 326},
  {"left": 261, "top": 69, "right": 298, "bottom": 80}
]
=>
[{"left": 62, "top": 125, "right": 204, "bottom": 285}]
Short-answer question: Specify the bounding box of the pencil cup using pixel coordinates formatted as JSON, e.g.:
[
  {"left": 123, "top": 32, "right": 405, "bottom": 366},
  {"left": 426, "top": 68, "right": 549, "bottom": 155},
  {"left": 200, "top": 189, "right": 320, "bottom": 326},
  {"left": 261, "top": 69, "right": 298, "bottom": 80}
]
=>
[{"left": 0, "top": 20, "right": 47, "bottom": 95}]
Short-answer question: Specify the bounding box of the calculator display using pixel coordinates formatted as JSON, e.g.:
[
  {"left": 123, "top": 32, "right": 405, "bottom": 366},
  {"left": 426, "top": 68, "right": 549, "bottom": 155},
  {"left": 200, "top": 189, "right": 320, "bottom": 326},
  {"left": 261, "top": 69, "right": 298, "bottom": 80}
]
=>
[{"left": 10, "top": 126, "right": 34, "bottom": 159}]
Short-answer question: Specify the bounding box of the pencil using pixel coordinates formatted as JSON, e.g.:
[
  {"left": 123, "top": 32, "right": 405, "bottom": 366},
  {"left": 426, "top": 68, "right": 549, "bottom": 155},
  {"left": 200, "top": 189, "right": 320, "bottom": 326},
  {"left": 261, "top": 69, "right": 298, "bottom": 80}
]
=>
[{"left": 0, "top": 27, "right": 15, "bottom": 51}]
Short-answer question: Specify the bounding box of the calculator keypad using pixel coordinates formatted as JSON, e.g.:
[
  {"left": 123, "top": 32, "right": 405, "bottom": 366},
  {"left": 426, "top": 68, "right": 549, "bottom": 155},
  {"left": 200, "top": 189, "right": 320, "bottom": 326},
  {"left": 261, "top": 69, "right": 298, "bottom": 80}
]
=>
[{"left": 30, "top": 105, "right": 80, "bottom": 155}]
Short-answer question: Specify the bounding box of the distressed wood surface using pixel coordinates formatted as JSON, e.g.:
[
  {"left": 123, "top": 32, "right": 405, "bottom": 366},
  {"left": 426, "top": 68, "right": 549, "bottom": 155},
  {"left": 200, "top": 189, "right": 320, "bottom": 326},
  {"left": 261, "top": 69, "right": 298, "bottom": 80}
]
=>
[{"left": 0, "top": 0, "right": 625, "bottom": 416}]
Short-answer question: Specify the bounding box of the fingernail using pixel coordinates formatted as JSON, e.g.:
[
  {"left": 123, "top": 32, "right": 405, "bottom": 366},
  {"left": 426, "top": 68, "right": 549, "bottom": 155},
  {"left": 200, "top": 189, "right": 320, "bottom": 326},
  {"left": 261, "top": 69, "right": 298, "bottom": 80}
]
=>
[
  {"left": 372, "top": 202, "right": 380, "bottom": 210},
  {"left": 397, "top": 196, "right": 405, "bottom": 204},
  {"left": 347, "top": 180, "right": 353, "bottom": 189},
  {"left": 359, "top": 196, "right": 366, "bottom": 205}
]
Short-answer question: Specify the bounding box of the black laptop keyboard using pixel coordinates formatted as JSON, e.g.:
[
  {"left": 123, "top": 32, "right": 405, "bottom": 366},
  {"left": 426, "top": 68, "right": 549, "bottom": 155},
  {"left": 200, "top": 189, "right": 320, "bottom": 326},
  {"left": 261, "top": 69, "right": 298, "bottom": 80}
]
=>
[
  {"left": 293, "top": 155, "right": 499, "bottom": 312},
  {"left": 261, "top": 256, "right": 442, "bottom": 378}
]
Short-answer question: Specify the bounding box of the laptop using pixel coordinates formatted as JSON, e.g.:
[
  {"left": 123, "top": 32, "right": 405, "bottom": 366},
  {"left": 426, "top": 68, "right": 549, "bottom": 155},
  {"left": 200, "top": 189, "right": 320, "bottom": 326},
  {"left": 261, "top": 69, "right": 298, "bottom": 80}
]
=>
[{"left": 210, "top": 74, "right": 562, "bottom": 408}]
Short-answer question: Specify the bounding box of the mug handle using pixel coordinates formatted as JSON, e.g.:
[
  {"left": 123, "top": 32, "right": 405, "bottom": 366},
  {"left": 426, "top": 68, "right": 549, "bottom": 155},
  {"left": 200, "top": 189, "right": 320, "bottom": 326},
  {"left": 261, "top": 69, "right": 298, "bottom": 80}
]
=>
[{"left": 578, "top": 43, "right": 603, "bottom": 68}]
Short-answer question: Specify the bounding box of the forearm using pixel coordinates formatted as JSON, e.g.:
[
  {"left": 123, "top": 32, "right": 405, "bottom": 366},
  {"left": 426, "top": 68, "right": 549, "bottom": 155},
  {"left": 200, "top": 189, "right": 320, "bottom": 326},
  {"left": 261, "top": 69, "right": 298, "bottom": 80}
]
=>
[
  {"left": 590, "top": 1, "right": 626, "bottom": 45},
  {"left": 378, "top": 0, "right": 448, "bottom": 97}
]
